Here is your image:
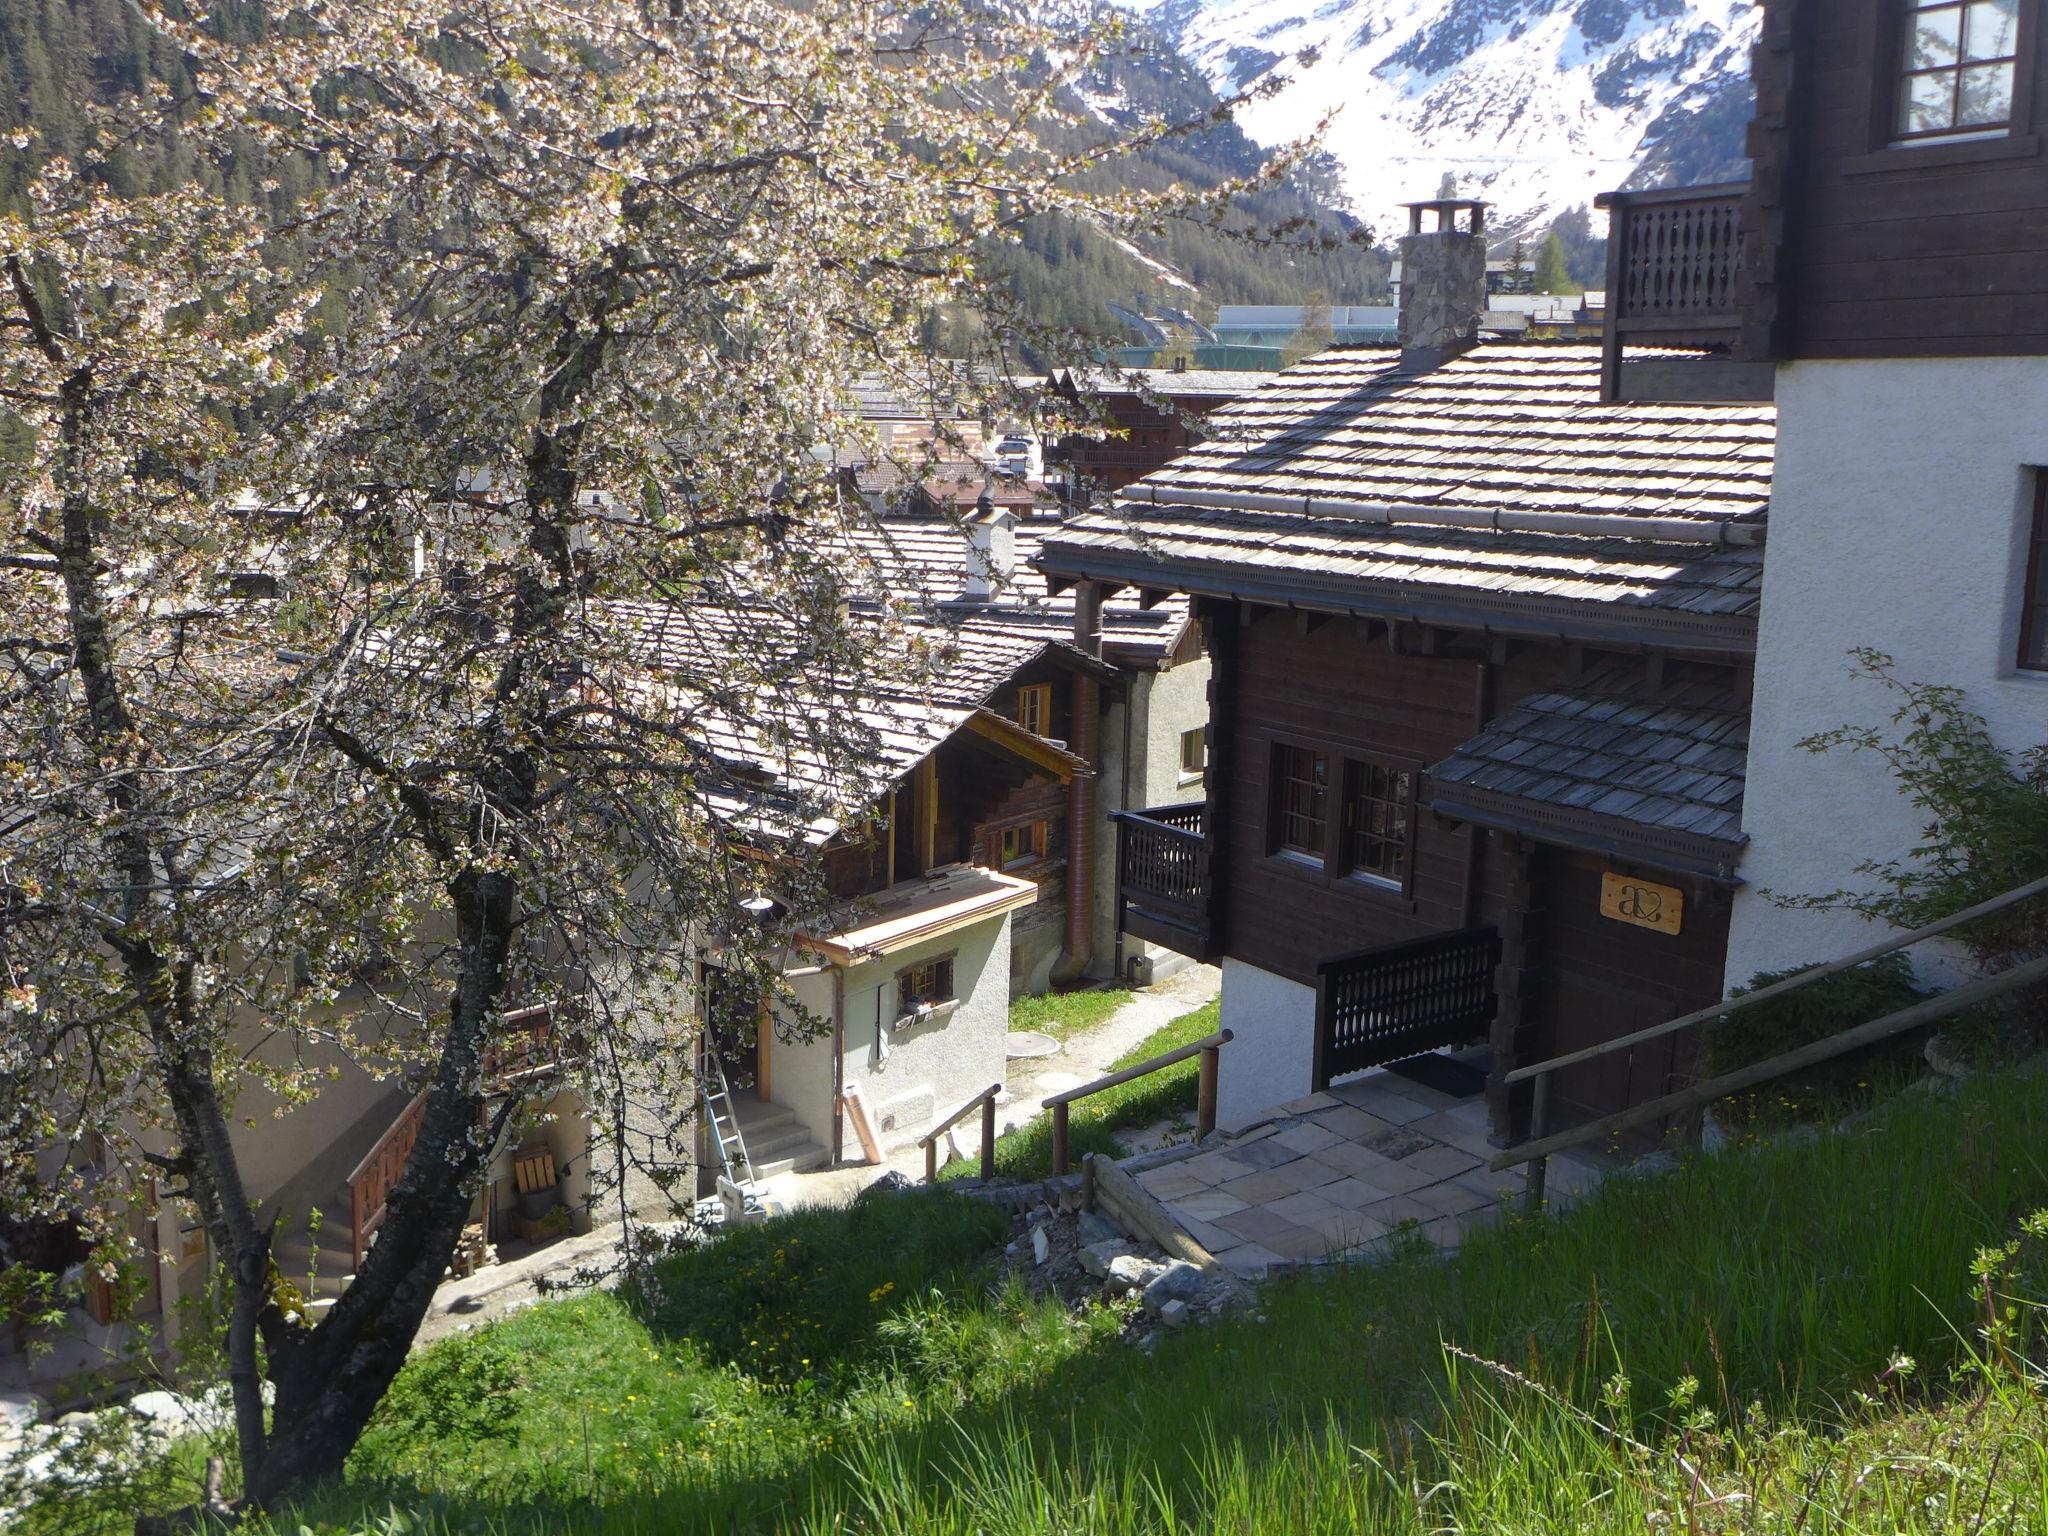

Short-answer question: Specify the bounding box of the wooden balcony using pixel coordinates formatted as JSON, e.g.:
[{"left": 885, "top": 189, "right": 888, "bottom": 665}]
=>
[
  {"left": 1597, "top": 183, "right": 1775, "bottom": 405},
  {"left": 1111, "top": 803, "right": 1211, "bottom": 962},
  {"left": 1313, "top": 927, "right": 1500, "bottom": 1089}
]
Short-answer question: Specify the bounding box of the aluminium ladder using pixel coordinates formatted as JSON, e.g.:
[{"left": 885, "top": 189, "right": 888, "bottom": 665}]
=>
[{"left": 699, "top": 1048, "right": 759, "bottom": 1202}]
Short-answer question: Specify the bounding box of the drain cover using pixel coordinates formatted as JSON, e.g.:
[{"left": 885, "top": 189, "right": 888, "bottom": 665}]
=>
[{"left": 1005, "top": 1030, "right": 1061, "bottom": 1060}]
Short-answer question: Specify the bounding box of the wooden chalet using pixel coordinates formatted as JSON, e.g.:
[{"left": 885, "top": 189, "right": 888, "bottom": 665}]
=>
[
  {"left": 1045, "top": 367, "right": 1269, "bottom": 495},
  {"left": 1038, "top": 200, "right": 1777, "bottom": 1141}
]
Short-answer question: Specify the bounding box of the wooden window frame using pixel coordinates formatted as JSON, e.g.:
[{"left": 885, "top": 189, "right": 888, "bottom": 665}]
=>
[
  {"left": 2018, "top": 471, "right": 2048, "bottom": 672},
  {"left": 997, "top": 818, "right": 1048, "bottom": 870},
  {"left": 1337, "top": 755, "right": 1420, "bottom": 894},
  {"left": 896, "top": 953, "right": 958, "bottom": 1018},
  {"left": 1266, "top": 739, "right": 1329, "bottom": 862},
  {"left": 1178, "top": 727, "right": 1207, "bottom": 780},
  {"left": 1866, "top": 0, "right": 2041, "bottom": 157},
  {"left": 1015, "top": 682, "right": 1052, "bottom": 738}
]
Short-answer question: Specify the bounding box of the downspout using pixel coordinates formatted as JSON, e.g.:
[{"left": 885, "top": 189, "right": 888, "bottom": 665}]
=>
[
  {"left": 1052, "top": 582, "right": 1104, "bottom": 986},
  {"left": 829, "top": 963, "right": 846, "bottom": 1164},
  {"left": 1113, "top": 665, "right": 1135, "bottom": 981}
]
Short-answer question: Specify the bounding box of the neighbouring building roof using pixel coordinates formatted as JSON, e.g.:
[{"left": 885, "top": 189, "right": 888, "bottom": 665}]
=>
[
  {"left": 1051, "top": 366, "right": 1275, "bottom": 404},
  {"left": 1036, "top": 342, "right": 1778, "bottom": 650},
  {"left": 798, "top": 863, "right": 1041, "bottom": 963},
  {"left": 1423, "top": 668, "right": 1749, "bottom": 879},
  {"left": 828, "top": 516, "right": 1193, "bottom": 668},
  {"left": 607, "top": 599, "right": 1086, "bottom": 845}
]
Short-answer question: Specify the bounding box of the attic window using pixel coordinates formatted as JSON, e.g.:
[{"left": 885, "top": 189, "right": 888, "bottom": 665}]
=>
[
  {"left": 2018, "top": 471, "right": 2048, "bottom": 671},
  {"left": 1015, "top": 682, "right": 1051, "bottom": 737},
  {"left": 1896, "top": 0, "right": 2022, "bottom": 141}
]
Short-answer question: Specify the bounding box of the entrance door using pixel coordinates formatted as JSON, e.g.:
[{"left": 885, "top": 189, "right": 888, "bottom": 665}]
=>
[{"left": 1543, "top": 972, "right": 1693, "bottom": 1148}]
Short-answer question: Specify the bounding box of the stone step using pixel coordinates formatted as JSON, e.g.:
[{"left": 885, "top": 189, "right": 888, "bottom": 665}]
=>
[
  {"left": 741, "top": 1120, "right": 820, "bottom": 1161},
  {"left": 744, "top": 1139, "right": 830, "bottom": 1179}
]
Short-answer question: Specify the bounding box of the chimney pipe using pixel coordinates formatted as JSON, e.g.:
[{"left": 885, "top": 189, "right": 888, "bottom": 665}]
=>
[
  {"left": 1396, "top": 198, "right": 1489, "bottom": 372},
  {"left": 963, "top": 492, "right": 1015, "bottom": 602}
]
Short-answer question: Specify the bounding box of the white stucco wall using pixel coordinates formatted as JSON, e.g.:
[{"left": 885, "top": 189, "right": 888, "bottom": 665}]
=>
[
  {"left": 1215, "top": 957, "right": 1317, "bottom": 1130},
  {"left": 774, "top": 913, "right": 1013, "bottom": 1158},
  {"left": 1729, "top": 356, "right": 2048, "bottom": 987}
]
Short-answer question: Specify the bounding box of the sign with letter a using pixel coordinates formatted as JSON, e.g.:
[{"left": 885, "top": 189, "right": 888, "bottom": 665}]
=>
[{"left": 1600, "top": 872, "right": 1683, "bottom": 936}]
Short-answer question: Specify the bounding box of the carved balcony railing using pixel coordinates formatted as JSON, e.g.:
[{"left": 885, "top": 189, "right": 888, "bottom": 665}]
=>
[
  {"left": 1597, "top": 183, "right": 1773, "bottom": 404},
  {"left": 1111, "top": 802, "right": 1211, "bottom": 962},
  {"left": 1313, "top": 926, "right": 1500, "bottom": 1088}
]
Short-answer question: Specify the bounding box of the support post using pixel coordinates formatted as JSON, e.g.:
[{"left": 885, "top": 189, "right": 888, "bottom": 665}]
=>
[
  {"left": 1197, "top": 1044, "right": 1220, "bottom": 1141},
  {"left": 980, "top": 1094, "right": 996, "bottom": 1181},
  {"left": 1052, "top": 1101, "right": 1071, "bottom": 1176},
  {"left": 925, "top": 1137, "right": 938, "bottom": 1185}
]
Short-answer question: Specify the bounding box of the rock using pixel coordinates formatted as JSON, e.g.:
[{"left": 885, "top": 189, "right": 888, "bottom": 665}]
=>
[
  {"left": 0, "top": 1394, "right": 47, "bottom": 1446},
  {"left": 1078, "top": 1240, "right": 1131, "bottom": 1280},
  {"left": 1140, "top": 1260, "right": 1205, "bottom": 1311},
  {"left": 855, "top": 1170, "right": 916, "bottom": 1203},
  {"left": 1157, "top": 1299, "right": 1191, "bottom": 1328},
  {"left": 1031, "top": 1227, "right": 1050, "bottom": 1267},
  {"left": 1076, "top": 1209, "right": 1121, "bottom": 1246},
  {"left": 1104, "top": 1254, "right": 1167, "bottom": 1295},
  {"left": 126, "top": 1392, "right": 204, "bottom": 1439}
]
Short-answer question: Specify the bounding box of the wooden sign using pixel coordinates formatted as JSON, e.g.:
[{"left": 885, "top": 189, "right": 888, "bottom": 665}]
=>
[{"left": 1600, "top": 872, "right": 1683, "bottom": 936}]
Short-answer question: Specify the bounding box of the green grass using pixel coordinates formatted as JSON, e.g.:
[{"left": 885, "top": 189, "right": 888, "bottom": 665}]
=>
[
  {"left": 1006, "top": 985, "right": 1134, "bottom": 1042},
  {"left": 89, "top": 1062, "right": 2048, "bottom": 1534},
  {"left": 948, "top": 998, "right": 1222, "bottom": 1181}
]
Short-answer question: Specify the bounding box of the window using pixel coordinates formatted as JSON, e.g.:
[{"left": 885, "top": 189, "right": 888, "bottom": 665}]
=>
[
  {"left": 1896, "top": 0, "right": 2022, "bottom": 140},
  {"left": 1341, "top": 759, "right": 1415, "bottom": 886},
  {"left": 2019, "top": 473, "right": 2048, "bottom": 670},
  {"left": 1270, "top": 743, "right": 1328, "bottom": 857},
  {"left": 998, "top": 819, "right": 1047, "bottom": 869},
  {"left": 1179, "top": 727, "right": 1207, "bottom": 779},
  {"left": 898, "top": 956, "right": 955, "bottom": 1014},
  {"left": 1015, "top": 683, "right": 1051, "bottom": 737}
]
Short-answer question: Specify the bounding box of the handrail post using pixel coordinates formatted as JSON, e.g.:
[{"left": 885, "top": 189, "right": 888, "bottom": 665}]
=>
[
  {"left": 1197, "top": 1044, "right": 1220, "bottom": 1141},
  {"left": 980, "top": 1094, "right": 996, "bottom": 1181},
  {"left": 1052, "top": 1101, "right": 1071, "bottom": 1177},
  {"left": 925, "top": 1136, "right": 938, "bottom": 1184},
  {"left": 1524, "top": 1070, "right": 1551, "bottom": 1214}
]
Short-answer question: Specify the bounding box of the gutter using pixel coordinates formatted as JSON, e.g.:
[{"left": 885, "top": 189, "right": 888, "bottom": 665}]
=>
[{"left": 1120, "top": 483, "right": 1768, "bottom": 549}]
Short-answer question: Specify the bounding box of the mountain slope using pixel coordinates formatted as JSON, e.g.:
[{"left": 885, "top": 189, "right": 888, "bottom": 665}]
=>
[{"left": 1141, "top": 0, "right": 1759, "bottom": 238}]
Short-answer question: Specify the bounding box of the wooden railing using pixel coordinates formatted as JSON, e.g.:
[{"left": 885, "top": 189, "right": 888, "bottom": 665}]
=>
[
  {"left": 1315, "top": 927, "right": 1500, "bottom": 1088},
  {"left": 1493, "top": 875, "right": 2048, "bottom": 1208},
  {"left": 1597, "top": 182, "right": 1771, "bottom": 403},
  {"left": 348, "top": 1089, "right": 427, "bottom": 1270},
  {"left": 484, "top": 1000, "right": 589, "bottom": 1090},
  {"left": 1603, "top": 183, "right": 1748, "bottom": 337},
  {"left": 1112, "top": 803, "right": 1211, "bottom": 961},
  {"left": 919, "top": 1082, "right": 1001, "bottom": 1184},
  {"left": 1043, "top": 1028, "right": 1232, "bottom": 1176}
]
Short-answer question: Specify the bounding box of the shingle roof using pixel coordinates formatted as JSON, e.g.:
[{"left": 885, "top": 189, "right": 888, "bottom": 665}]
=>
[
  {"left": 604, "top": 599, "right": 1084, "bottom": 844},
  {"left": 828, "top": 517, "right": 1190, "bottom": 665},
  {"left": 1424, "top": 668, "right": 1749, "bottom": 876},
  {"left": 1037, "top": 342, "right": 1777, "bottom": 646},
  {"left": 1053, "top": 366, "right": 1275, "bottom": 402}
]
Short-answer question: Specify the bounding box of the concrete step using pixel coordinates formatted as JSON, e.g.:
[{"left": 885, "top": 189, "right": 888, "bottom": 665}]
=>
[
  {"left": 742, "top": 1121, "right": 821, "bottom": 1161},
  {"left": 272, "top": 1240, "right": 354, "bottom": 1299},
  {"left": 745, "top": 1141, "right": 829, "bottom": 1179},
  {"left": 730, "top": 1098, "right": 799, "bottom": 1137}
]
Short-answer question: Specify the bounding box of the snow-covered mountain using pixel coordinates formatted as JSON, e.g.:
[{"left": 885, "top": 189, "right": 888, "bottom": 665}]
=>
[{"left": 1137, "top": 0, "right": 1758, "bottom": 239}]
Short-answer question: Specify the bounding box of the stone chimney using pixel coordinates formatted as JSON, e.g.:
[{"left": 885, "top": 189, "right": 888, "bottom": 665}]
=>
[
  {"left": 1396, "top": 198, "right": 1489, "bottom": 371},
  {"left": 963, "top": 489, "right": 1015, "bottom": 602}
]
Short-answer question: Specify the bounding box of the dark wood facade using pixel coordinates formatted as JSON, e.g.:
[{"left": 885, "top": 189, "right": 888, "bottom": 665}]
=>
[
  {"left": 1603, "top": 0, "right": 2048, "bottom": 401},
  {"left": 1181, "top": 601, "right": 1741, "bottom": 1138}
]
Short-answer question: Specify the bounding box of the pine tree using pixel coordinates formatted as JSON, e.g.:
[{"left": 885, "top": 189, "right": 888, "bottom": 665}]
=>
[{"left": 1534, "top": 232, "right": 1576, "bottom": 296}]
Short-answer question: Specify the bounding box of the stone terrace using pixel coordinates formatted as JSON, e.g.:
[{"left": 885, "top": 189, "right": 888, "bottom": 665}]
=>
[{"left": 1129, "top": 1067, "right": 1609, "bottom": 1279}]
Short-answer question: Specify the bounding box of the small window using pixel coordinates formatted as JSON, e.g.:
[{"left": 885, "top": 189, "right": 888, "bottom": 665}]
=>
[
  {"left": 227, "top": 571, "right": 280, "bottom": 600},
  {"left": 1896, "top": 0, "right": 2021, "bottom": 141},
  {"left": 1270, "top": 742, "right": 1328, "bottom": 857},
  {"left": 998, "top": 819, "right": 1047, "bottom": 869},
  {"left": 1179, "top": 728, "right": 1207, "bottom": 778},
  {"left": 1341, "top": 759, "right": 1415, "bottom": 887},
  {"left": 1016, "top": 683, "right": 1051, "bottom": 737},
  {"left": 2018, "top": 472, "right": 2048, "bottom": 670},
  {"left": 898, "top": 956, "right": 955, "bottom": 1013}
]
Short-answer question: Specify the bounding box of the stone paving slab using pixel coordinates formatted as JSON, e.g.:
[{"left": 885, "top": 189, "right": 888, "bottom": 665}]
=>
[{"left": 1130, "top": 1059, "right": 1612, "bottom": 1275}]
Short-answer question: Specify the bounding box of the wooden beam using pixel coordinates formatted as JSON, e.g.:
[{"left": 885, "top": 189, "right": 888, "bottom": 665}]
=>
[
  {"left": 961, "top": 710, "right": 1081, "bottom": 780},
  {"left": 915, "top": 754, "right": 937, "bottom": 873}
]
